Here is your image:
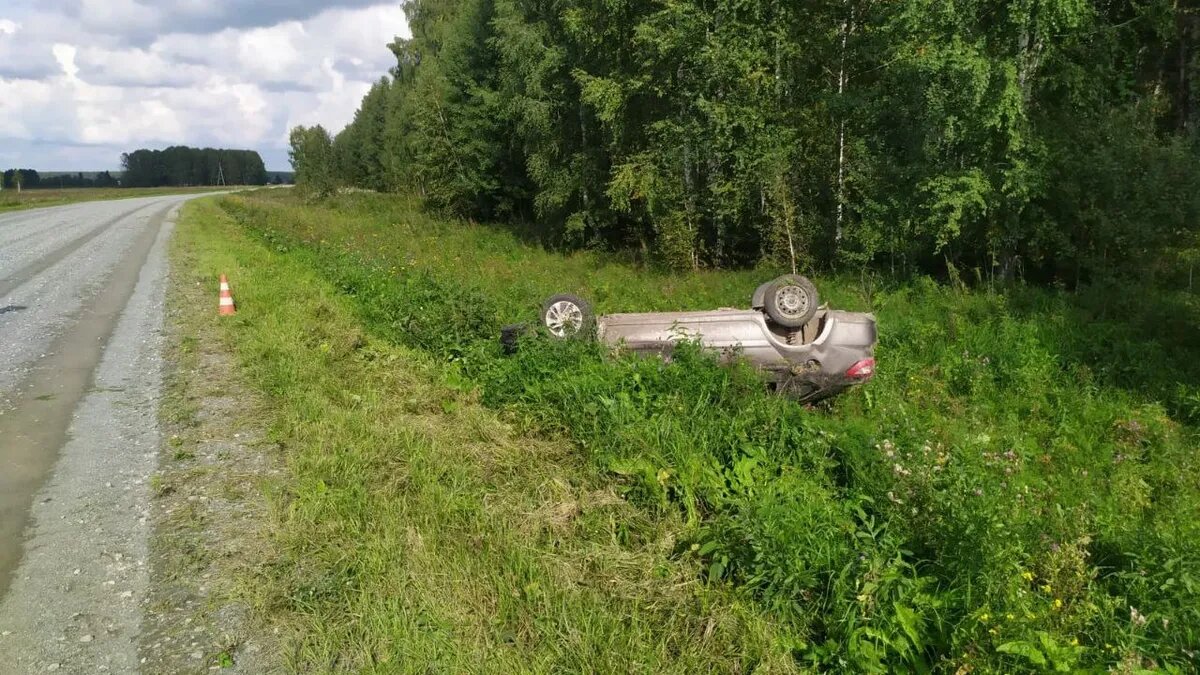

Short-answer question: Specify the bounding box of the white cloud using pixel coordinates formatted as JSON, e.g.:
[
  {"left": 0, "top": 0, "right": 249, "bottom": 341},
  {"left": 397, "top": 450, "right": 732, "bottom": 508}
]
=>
[
  {"left": 0, "top": 2, "right": 408, "bottom": 169},
  {"left": 279, "top": 60, "right": 375, "bottom": 145},
  {"left": 0, "top": 78, "right": 61, "bottom": 140},
  {"left": 52, "top": 44, "right": 79, "bottom": 80}
]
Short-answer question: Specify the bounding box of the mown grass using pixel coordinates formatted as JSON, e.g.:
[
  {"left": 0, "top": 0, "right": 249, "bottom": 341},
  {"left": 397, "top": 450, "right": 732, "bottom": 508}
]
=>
[
  {"left": 0, "top": 186, "right": 239, "bottom": 213},
  {"left": 202, "top": 189, "right": 1200, "bottom": 672},
  {"left": 175, "top": 198, "right": 799, "bottom": 672}
]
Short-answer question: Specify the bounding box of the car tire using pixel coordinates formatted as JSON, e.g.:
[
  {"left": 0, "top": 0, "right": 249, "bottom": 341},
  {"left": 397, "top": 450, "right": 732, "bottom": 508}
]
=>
[
  {"left": 500, "top": 323, "right": 528, "bottom": 355},
  {"left": 540, "top": 294, "right": 594, "bottom": 339},
  {"left": 764, "top": 275, "right": 819, "bottom": 328}
]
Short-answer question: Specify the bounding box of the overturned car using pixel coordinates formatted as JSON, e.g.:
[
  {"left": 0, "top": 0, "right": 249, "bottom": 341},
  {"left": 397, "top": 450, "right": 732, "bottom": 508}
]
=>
[{"left": 523, "top": 275, "right": 877, "bottom": 403}]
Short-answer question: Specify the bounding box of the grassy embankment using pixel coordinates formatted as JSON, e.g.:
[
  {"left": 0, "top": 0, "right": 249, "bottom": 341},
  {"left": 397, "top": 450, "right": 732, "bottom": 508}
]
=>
[
  {"left": 173, "top": 197, "right": 791, "bottom": 672},
  {"left": 0, "top": 186, "right": 240, "bottom": 213},
  {"left": 180, "top": 189, "right": 1200, "bottom": 672}
]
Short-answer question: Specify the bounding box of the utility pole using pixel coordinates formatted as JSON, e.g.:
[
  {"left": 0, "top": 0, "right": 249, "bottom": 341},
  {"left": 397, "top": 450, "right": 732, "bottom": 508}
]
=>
[{"left": 216, "top": 162, "right": 226, "bottom": 187}]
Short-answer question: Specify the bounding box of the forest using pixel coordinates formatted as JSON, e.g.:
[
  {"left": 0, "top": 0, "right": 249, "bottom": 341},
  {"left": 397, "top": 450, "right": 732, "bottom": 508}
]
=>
[
  {"left": 121, "top": 146, "right": 269, "bottom": 188},
  {"left": 262, "top": 2, "right": 1200, "bottom": 670},
  {"left": 291, "top": 0, "right": 1200, "bottom": 282}
]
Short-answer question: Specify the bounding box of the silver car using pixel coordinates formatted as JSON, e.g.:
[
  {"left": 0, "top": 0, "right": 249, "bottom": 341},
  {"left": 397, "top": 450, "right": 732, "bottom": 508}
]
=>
[{"left": 534, "top": 275, "right": 877, "bottom": 402}]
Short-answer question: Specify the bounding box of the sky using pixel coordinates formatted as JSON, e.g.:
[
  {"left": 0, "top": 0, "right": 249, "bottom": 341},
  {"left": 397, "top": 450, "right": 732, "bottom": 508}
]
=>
[{"left": 0, "top": 1, "right": 410, "bottom": 171}]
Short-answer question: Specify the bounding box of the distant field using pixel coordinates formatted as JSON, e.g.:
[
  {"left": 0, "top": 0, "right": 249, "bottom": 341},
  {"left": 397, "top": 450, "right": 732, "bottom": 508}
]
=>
[{"left": 0, "top": 186, "right": 260, "bottom": 213}]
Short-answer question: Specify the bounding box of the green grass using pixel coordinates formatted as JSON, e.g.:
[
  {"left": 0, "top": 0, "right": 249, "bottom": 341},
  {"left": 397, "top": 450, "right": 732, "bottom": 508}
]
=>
[
  {"left": 189, "top": 190, "right": 1200, "bottom": 672},
  {"left": 173, "top": 198, "right": 799, "bottom": 672},
  {"left": 0, "top": 186, "right": 242, "bottom": 213}
]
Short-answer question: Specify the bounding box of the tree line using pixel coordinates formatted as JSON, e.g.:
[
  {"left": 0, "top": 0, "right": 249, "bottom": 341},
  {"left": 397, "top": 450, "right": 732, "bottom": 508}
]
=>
[
  {"left": 291, "top": 0, "right": 1200, "bottom": 281},
  {"left": 121, "top": 146, "right": 269, "bottom": 188},
  {"left": 2, "top": 169, "right": 121, "bottom": 190},
  {"left": 2, "top": 169, "right": 41, "bottom": 190}
]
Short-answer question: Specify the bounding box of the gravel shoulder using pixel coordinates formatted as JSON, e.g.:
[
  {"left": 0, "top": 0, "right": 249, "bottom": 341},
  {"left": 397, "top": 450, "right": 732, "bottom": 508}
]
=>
[{"left": 137, "top": 214, "right": 283, "bottom": 673}]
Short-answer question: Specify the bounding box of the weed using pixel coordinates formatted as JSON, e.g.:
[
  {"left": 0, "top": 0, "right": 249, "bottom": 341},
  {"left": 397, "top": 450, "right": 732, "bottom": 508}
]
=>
[{"left": 149, "top": 474, "right": 169, "bottom": 498}]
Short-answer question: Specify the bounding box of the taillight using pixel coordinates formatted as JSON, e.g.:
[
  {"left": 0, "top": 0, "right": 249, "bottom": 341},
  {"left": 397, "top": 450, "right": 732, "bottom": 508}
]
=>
[{"left": 846, "top": 358, "right": 876, "bottom": 379}]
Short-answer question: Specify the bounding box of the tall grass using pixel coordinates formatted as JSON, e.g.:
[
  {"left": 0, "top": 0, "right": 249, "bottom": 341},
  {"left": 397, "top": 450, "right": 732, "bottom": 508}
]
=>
[
  {"left": 176, "top": 199, "right": 799, "bottom": 672},
  {"left": 218, "top": 190, "right": 1200, "bottom": 672}
]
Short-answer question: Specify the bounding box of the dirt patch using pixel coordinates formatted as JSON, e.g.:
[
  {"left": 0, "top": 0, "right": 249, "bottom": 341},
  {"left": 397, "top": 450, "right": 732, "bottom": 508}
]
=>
[{"left": 138, "top": 257, "right": 284, "bottom": 672}]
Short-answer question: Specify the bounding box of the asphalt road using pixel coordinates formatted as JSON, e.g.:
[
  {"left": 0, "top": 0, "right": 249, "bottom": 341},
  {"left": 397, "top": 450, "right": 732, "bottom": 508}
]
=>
[{"left": 0, "top": 195, "right": 204, "bottom": 672}]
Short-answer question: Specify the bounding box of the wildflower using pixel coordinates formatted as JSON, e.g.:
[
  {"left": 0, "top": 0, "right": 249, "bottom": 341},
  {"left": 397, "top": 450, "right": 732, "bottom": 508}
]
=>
[
  {"left": 1162, "top": 617, "right": 1170, "bottom": 629},
  {"left": 979, "top": 613, "right": 990, "bottom": 623},
  {"left": 1070, "top": 637, "right": 1079, "bottom": 646},
  {"left": 1021, "top": 571, "right": 1034, "bottom": 581},
  {"left": 1040, "top": 584, "right": 1052, "bottom": 594},
  {"left": 1130, "top": 606, "right": 1147, "bottom": 627},
  {"left": 1054, "top": 598, "right": 1063, "bottom": 610},
  {"left": 988, "top": 627, "right": 999, "bottom": 636},
  {"left": 1006, "top": 613, "right": 1015, "bottom": 621},
  {"left": 973, "top": 488, "right": 984, "bottom": 497}
]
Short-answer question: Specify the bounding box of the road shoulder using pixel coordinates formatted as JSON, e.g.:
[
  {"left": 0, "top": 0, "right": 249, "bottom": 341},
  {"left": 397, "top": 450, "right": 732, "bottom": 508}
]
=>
[{"left": 138, "top": 200, "right": 283, "bottom": 673}]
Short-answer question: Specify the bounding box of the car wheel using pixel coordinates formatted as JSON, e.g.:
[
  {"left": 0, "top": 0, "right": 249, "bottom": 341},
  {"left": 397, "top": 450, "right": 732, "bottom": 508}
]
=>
[
  {"left": 541, "top": 294, "right": 594, "bottom": 339},
  {"left": 764, "top": 275, "right": 819, "bottom": 328}
]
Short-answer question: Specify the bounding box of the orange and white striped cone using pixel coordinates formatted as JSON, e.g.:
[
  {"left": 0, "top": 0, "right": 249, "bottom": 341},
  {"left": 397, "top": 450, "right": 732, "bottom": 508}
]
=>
[{"left": 218, "top": 274, "right": 236, "bottom": 316}]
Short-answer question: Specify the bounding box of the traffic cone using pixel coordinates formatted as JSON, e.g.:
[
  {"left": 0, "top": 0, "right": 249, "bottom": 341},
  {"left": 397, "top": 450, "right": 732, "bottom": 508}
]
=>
[{"left": 219, "top": 274, "right": 236, "bottom": 316}]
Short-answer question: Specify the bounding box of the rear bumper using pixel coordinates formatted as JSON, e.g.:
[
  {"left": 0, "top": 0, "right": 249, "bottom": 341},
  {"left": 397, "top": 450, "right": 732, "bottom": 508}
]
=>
[
  {"left": 766, "top": 311, "right": 877, "bottom": 401},
  {"left": 792, "top": 311, "right": 876, "bottom": 375}
]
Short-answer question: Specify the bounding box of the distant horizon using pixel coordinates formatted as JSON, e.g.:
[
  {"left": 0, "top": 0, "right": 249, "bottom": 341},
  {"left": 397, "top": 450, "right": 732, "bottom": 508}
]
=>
[{"left": 15, "top": 168, "right": 296, "bottom": 175}]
